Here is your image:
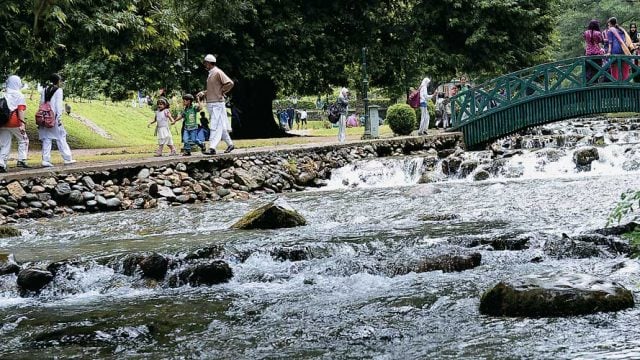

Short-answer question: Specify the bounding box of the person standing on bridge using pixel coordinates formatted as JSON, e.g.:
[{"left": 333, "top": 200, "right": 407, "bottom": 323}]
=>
[
  {"left": 606, "top": 17, "right": 633, "bottom": 81},
  {"left": 584, "top": 19, "right": 604, "bottom": 83}
]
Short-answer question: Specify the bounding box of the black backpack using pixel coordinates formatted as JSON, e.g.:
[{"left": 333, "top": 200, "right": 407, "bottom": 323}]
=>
[
  {"left": 0, "top": 97, "right": 12, "bottom": 126},
  {"left": 327, "top": 103, "right": 341, "bottom": 124}
]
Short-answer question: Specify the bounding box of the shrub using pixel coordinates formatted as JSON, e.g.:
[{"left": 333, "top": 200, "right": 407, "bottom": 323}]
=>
[{"left": 386, "top": 103, "right": 416, "bottom": 135}]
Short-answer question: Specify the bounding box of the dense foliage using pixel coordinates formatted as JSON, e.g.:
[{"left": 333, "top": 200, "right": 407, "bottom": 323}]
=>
[
  {"left": 386, "top": 104, "right": 416, "bottom": 135},
  {"left": 0, "top": 0, "right": 560, "bottom": 137}
]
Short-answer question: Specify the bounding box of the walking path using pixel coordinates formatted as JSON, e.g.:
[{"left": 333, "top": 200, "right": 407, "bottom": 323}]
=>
[{"left": 0, "top": 131, "right": 461, "bottom": 181}]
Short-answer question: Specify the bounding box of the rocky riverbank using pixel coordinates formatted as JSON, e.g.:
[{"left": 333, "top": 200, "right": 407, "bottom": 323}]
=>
[{"left": 0, "top": 135, "right": 462, "bottom": 224}]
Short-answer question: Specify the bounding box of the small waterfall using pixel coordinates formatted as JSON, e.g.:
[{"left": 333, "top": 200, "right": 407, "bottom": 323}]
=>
[{"left": 324, "top": 157, "right": 428, "bottom": 189}]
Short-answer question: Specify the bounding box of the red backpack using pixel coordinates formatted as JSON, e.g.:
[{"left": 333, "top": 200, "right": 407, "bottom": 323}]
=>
[{"left": 35, "top": 87, "right": 58, "bottom": 128}]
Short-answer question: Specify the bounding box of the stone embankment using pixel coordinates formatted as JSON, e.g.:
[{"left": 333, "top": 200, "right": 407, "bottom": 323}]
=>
[{"left": 0, "top": 134, "right": 462, "bottom": 224}]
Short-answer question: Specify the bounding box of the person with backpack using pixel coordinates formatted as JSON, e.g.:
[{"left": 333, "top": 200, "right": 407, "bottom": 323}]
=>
[
  {"left": 38, "top": 73, "right": 75, "bottom": 167},
  {"left": 1, "top": 75, "right": 30, "bottom": 170},
  {"left": 337, "top": 87, "right": 349, "bottom": 143}
]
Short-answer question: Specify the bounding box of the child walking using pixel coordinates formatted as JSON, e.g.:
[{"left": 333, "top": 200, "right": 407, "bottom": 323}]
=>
[
  {"left": 173, "top": 94, "right": 206, "bottom": 156},
  {"left": 147, "top": 97, "right": 177, "bottom": 156}
]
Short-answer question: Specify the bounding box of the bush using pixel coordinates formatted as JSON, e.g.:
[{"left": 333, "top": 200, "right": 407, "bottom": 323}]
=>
[{"left": 386, "top": 103, "right": 416, "bottom": 135}]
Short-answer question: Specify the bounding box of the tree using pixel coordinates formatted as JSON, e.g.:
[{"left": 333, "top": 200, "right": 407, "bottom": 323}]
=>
[{"left": 182, "top": 0, "right": 559, "bottom": 138}]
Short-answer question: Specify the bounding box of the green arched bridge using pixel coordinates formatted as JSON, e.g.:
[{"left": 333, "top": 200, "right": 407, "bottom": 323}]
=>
[{"left": 449, "top": 55, "right": 640, "bottom": 149}]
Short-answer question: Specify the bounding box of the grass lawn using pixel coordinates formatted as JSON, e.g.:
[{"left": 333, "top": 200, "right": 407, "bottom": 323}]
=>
[{"left": 12, "top": 98, "right": 397, "bottom": 164}]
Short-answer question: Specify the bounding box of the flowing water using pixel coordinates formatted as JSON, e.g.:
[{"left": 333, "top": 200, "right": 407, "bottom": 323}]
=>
[{"left": 2, "top": 120, "right": 640, "bottom": 358}]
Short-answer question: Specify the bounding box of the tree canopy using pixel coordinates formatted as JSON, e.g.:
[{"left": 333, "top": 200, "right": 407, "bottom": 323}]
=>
[{"left": 1, "top": 0, "right": 561, "bottom": 137}]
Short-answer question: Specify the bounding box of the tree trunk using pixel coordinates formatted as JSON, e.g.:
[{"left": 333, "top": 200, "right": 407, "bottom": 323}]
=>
[{"left": 230, "top": 77, "right": 286, "bottom": 139}]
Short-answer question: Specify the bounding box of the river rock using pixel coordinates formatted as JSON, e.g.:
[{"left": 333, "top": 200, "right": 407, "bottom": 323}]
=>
[
  {"left": 543, "top": 235, "right": 608, "bottom": 259},
  {"left": 393, "top": 253, "right": 481, "bottom": 275},
  {"left": 573, "top": 146, "right": 599, "bottom": 169},
  {"left": 54, "top": 182, "right": 72, "bottom": 200},
  {"left": 172, "top": 260, "right": 233, "bottom": 287},
  {"left": 473, "top": 170, "right": 490, "bottom": 181},
  {"left": 17, "top": 268, "right": 54, "bottom": 293},
  {"left": 0, "top": 253, "right": 20, "bottom": 276},
  {"left": 0, "top": 225, "right": 20, "bottom": 238},
  {"left": 479, "top": 273, "right": 634, "bottom": 317},
  {"left": 231, "top": 201, "right": 307, "bottom": 230},
  {"left": 270, "top": 247, "right": 309, "bottom": 262},
  {"left": 139, "top": 253, "right": 169, "bottom": 281}
]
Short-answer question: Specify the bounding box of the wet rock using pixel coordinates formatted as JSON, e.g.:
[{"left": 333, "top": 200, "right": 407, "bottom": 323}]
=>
[
  {"left": 0, "top": 225, "right": 20, "bottom": 238},
  {"left": 479, "top": 273, "right": 634, "bottom": 317},
  {"left": 137, "top": 168, "right": 151, "bottom": 180},
  {"left": 421, "top": 213, "right": 460, "bottom": 222},
  {"left": 593, "top": 222, "right": 637, "bottom": 236},
  {"left": 459, "top": 161, "right": 478, "bottom": 178},
  {"left": 68, "top": 190, "right": 84, "bottom": 205},
  {"left": 393, "top": 253, "right": 481, "bottom": 275},
  {"left": 571, "top": 234, "right": 630, "bottom": 255},
  {"left": 121, "top": 254, "right": 145, "bottom": 276},
  {"left": 535, "top": 148, "right": 564, "bottom": 163},
  {"left": 231, "top": 201, "right": 307, "bottom": 230},
  {"left": 0, "top": 253, "right": 20, "bottom": 275},
  {"left": 271, "top": 247, "right": 308, "bottom": 262},
  {"left": 573, "top": 146, "right": 599, "bottom": 169},
  {"left": 473, "top": 170, "right": 490, "bottom": 181},
  {"left": 139, "top": 253, "right": 169, "bottom": 281},
  {"left": 484, "top": 234, "right": 531, "bottom": 251},
  {"left": 17, "top": 268, "right": 54, "bottom": 293},
  {"left": 171, "top": 260, "right": 233, "bottom": 287},
  {"left": 184, "top": 245, "right": 225, "bottom": 261},
  {"left": 544, "top": 234, "right": 610, "bottom": 259}
]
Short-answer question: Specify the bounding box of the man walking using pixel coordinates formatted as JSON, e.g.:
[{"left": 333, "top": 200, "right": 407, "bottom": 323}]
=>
[{"left": 197, "top": 54, "right": 235, "bottom": 155}]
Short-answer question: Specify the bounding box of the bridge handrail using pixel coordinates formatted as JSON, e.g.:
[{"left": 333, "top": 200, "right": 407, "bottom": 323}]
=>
[{"left": 449, "top": 55, "right": 640, "bottom": 128}]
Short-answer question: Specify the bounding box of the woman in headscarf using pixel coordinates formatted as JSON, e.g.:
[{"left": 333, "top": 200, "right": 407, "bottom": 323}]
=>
[
  {"left": 337, "top": 87, "right": 349, "bottom": 143},
  {"left": 2, "top": 75, "right": 30, "bottom": 170},
  {"left": 418, "top": 77, "right": 434, "bottom": 135},
  {"left": 39, "top": 73, "right": 75, "bottom": 167}
]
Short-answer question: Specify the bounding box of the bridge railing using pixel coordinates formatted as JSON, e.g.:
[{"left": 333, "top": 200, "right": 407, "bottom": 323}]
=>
[{"left": 449, "top": 55, "right": 640, "bottom": 128}]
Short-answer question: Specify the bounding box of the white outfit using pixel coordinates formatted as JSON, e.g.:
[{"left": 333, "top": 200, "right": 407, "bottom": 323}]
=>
[
  {"left": 418, "top": 78, "right": 433, "bottom": 135},
  {"left": 155, "top": 109, "right": 174, "bottom": 145},
  {"left": 39, "top": 86, "right": 73, "bottom": 162},
  {"left": 207, "top": 102, "right": 233, "bottom": 149},
  {"left": 2, "top": 76, "right": 28, "bottom": 164},
  {"left": 337, "top": 88, "right": 349, "bottom": 143}
]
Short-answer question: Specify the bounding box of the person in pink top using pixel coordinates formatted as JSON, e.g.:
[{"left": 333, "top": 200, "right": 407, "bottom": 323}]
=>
[{"left": 584, "top": 19, "right": 604, "bottom": 83}]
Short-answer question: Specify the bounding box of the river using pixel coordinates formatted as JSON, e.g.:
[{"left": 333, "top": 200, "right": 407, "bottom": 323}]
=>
[{"left": 1, "top": 119, "right": 640, "bottom": 358}]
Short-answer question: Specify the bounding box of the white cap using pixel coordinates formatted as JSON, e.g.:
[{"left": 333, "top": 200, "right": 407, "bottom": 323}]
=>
[{"left": 204, "top": 54, "right": 216, "bottom": 63}]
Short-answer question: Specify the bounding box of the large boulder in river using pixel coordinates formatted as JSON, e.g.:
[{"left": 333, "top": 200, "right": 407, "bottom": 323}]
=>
[
  {"left": 17, "top": 268, "right": 54, "bottom": 293},
  {"left": 479, "top": 273, "right": 634, "bottom": 317},
  {"left": 231, "top": 201, "right": 307, "bottom": 230},
  {"left": 0, "top": 253, "right": 20, "bottom": 275}
]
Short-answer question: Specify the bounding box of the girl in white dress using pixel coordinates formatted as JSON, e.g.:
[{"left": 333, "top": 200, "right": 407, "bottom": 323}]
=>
[{"left": 147, "top": 97, "right": 177, "bottom": 156}]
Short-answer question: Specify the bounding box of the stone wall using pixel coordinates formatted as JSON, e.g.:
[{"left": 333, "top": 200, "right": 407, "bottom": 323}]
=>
[{"left": 0, "top": 135, "right": 462, "bottom": 223}]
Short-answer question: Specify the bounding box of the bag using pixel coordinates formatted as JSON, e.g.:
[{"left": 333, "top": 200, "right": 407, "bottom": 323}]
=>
[
  {"left": 35, "top": 102, "right": 55, "bottom": 128},
  {"left": 407, "top": 89, "right": 421, "bottom": 109},
  {"left": 35, "top": 87, "right": 58, "bottom": 128},
  {"left": 0, "top": 98, "right": 12, "bottom": 126},
  {"left": 327, "top": 103, "right": 341, "bottom": 124}
]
